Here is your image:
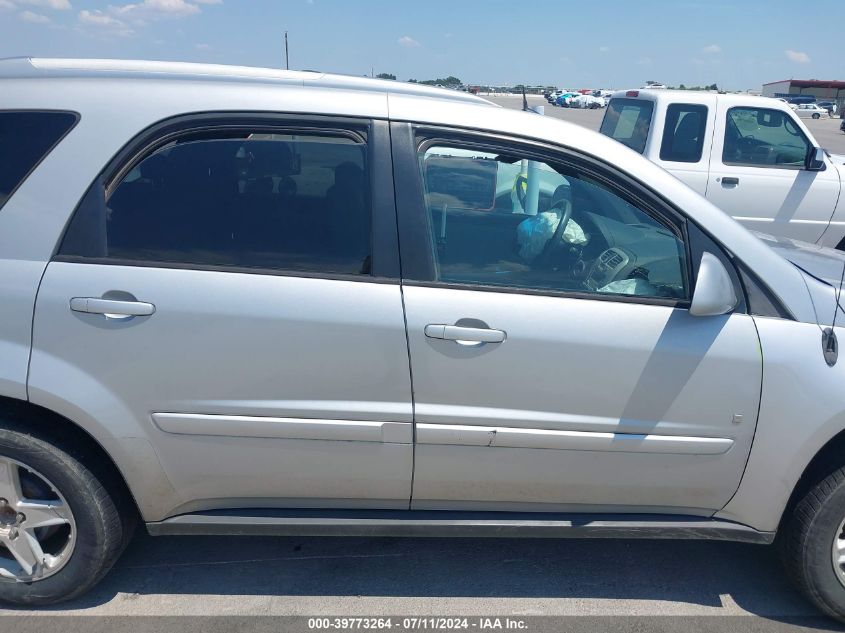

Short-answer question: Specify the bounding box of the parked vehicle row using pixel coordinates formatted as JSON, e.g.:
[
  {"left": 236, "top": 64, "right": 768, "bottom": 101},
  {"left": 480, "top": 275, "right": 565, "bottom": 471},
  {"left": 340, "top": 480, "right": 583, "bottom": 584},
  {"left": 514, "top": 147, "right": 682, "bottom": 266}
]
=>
[
  {"left": 543, "top": 90, "right": 607, "bottom": 108},
  {"left": 4, "top": 59, "right": 845, "bottom": 623}
]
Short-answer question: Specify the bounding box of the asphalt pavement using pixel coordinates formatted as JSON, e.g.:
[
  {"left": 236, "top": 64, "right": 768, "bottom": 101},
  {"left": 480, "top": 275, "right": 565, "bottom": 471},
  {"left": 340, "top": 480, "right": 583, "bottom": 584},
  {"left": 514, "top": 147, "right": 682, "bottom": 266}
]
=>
[{"left": 0, "top": 529, "right": 840, "bottom": 627}]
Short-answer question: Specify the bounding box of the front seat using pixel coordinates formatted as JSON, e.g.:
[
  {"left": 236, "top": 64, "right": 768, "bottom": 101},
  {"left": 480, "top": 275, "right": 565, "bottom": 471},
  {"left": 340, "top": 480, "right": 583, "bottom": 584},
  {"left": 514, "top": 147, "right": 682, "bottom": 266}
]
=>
[
  {"left": 668, "top": 112, "right": 701, "bottom": 161},
  {"left": 326, "top": 161, "right": 369, "bottom": 270}
]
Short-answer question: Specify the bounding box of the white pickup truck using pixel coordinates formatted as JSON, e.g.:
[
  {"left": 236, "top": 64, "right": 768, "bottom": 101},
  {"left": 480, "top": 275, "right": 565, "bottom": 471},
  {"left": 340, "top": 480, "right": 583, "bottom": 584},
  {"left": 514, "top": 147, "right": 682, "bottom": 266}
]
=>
[{"left": 600, "top": 89, "right": 845, "bottom": 248}]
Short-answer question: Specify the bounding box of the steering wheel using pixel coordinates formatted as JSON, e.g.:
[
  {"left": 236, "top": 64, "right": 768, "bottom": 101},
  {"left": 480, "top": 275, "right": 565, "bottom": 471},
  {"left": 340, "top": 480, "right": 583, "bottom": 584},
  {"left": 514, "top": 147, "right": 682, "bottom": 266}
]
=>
[{"left": 538, "top": 200, "right": 573, "bottom": 267}]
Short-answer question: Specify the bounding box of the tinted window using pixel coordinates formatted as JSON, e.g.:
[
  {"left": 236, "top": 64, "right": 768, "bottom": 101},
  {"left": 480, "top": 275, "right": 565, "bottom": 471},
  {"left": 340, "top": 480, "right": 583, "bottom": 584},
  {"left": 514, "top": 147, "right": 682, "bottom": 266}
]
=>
[
  {"left": 62, "top": 131, "right": 372, "bottom": 275},
  {"left": 659, "top": 104, "right": 707, "bottom": 163},
  {"left": 0, "top": 111, "right": 77, "bottom": 210},
  {"left": 599, "top": 98, "right": 654, "bottom": 153},
  {"left": 723, "top": 107, "right": 809, "bottom": 168},
  {"left": 418, "top": 145, "right": 688, "bottom": 301}
]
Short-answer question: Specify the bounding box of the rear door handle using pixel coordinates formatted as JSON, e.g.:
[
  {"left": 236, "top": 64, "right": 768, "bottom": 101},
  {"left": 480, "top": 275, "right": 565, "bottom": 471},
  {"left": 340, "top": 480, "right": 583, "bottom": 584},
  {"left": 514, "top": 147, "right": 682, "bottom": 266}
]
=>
[
  {"left": 70, "top": 297, "right": 156, "bottom": 318},
  {"left": 720, "top": 177, "right": 740, "bottom": 186},
  {"left": 425, "top": 324, "right": 506, "bottom": 344}
]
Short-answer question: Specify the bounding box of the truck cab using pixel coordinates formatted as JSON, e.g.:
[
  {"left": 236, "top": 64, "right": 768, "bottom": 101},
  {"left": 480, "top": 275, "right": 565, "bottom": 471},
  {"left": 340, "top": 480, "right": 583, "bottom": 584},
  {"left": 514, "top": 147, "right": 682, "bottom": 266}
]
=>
[{"left": 600, "top": 89, "right": 845, "bottom": 247}]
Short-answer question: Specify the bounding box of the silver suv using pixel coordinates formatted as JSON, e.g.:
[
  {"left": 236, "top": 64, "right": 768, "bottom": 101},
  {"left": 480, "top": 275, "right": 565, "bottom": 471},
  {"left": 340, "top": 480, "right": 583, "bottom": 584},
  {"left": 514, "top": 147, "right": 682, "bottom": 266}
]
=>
[{"left": 3, "top": 57, "right": 845, "bottom": 620}]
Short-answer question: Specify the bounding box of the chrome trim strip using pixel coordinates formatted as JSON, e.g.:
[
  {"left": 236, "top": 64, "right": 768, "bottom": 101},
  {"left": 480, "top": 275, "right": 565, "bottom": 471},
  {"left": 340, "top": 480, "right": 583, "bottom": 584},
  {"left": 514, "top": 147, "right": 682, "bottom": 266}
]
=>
[
  {"left": 415, "top": 423, "right": 733, "bottom": 455},
  {"left": 151, "top": 413, "right": 412, "bottom": 444}
]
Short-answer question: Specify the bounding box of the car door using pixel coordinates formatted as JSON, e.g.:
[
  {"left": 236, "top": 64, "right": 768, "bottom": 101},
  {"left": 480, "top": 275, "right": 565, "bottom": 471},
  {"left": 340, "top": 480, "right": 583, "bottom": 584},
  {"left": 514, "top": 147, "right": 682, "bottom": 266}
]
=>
[
  {"left": 392, "top": 124, "right": 762, "bottom": 514},
  {"left": 652, "top": 102, "right": 714, "bottom": 196},
  {"left": 707, "top": 103, "right": 840, "bottom": 244},
  {"left": 29, "top": 116, "right": 414, "bottom": 512}
]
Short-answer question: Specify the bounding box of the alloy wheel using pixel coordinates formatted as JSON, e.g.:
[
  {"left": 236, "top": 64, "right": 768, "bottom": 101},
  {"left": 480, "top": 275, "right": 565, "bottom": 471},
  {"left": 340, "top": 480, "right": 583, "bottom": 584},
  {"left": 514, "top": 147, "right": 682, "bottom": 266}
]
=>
[{"left": 0, "top": 457, "right": 75, "bottom": 582}]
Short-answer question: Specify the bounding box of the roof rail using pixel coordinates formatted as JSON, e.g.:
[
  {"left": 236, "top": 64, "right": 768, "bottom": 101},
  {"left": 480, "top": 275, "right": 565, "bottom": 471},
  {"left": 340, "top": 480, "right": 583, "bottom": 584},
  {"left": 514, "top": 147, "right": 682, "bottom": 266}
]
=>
[{"left": 0, "top": 57, "right": 492, "bottom": 106}]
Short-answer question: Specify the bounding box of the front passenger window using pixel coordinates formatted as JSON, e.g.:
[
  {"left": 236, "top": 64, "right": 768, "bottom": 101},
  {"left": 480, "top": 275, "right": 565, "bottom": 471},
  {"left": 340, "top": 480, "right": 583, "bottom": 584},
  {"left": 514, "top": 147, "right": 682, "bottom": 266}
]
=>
[
  {"left": 418, "top": 145, "right": 688, "bottom": 302},
  {"left": 723, "top": 107, "right": 810, "bottom": 168}
]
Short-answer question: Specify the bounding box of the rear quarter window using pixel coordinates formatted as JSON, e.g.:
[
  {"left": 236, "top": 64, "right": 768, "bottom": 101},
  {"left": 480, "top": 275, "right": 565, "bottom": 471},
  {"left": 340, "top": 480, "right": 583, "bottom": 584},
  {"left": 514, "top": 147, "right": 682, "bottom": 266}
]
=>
[
  {"left": 0, "top": 111, "right": 78, "bottom": 210},
  {"left": 599, "top": 98, "right": 654, "bottom": 154}
]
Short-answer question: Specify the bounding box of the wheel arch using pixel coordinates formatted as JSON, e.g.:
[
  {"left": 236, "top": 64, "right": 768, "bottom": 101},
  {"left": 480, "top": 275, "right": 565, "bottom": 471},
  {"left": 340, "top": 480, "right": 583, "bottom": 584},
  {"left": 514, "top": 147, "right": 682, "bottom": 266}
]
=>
[
  {"left": 778, "top": 427, "right": 845, "bottom": 535},
  {"left": 0, "top": 395, "right": 180, "bottom": 522}
]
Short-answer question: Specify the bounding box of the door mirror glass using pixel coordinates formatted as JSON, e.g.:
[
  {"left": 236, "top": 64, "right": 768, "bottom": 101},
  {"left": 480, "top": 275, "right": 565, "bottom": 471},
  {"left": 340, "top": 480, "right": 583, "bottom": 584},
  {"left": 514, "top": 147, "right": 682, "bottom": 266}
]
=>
[
  {"left": 806, "top": 146, "right": 826, "bottom": 171},
  {"left": 689, "top": 252, "right": 738, "bottom": 317}
]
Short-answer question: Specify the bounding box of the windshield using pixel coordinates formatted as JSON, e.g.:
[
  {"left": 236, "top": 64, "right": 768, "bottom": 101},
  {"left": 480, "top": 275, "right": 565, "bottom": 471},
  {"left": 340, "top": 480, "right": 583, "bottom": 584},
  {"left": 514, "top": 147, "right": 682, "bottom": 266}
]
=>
[{"left": 599, "top": 98, "right": 654, "bottom": 154}]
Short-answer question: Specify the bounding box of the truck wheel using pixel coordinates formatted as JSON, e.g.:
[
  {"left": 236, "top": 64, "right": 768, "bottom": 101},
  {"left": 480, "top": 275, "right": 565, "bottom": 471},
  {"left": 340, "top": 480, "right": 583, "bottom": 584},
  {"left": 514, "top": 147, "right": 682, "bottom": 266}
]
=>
[
  {"left": 783, "top": 466, "right": 845, "bottom": 622},
  {"left": 0, "top": 424, "right": 132, "bottom": 605}
]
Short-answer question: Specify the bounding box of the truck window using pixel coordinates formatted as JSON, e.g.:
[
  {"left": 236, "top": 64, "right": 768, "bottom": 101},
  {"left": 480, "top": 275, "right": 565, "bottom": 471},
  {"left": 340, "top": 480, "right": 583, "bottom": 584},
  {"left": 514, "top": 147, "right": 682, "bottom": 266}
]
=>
[
  {"left": 0, "top": 111, "right": 78, "bottom": 211},
  {"left": 599, "top": 98, "right": 654, "bottom": 154},
  {"left": 659, "top": 104, "right": 707, "bottom": 163},
  {"left": 722, "top": 107, "right": 809, "bottom": 168}
]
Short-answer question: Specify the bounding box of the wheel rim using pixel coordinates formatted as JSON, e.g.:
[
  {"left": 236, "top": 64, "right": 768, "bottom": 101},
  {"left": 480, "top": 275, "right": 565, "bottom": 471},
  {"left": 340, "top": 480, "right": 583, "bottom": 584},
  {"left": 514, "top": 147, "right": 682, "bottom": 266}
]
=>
[{"left": 0, "top": 457, "right": 75, "bottom": 582}]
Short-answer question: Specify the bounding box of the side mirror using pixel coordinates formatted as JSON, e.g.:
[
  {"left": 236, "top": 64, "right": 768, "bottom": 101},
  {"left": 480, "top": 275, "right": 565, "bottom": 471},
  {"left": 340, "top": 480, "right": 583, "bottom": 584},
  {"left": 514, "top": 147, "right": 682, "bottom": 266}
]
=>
[
  {"left": 689, "top": 252, "right": 738, "bottom": 317},
  {"left": 806, "top": 146, "right": 826, "bottom": 171}
]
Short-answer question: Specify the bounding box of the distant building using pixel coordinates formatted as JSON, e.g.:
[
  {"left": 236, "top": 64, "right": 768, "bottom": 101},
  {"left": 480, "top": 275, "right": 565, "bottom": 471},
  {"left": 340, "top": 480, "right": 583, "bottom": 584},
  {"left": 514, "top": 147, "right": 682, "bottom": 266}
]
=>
[{"left": 762, "top": 79, "right": 845, "bottom": 106}]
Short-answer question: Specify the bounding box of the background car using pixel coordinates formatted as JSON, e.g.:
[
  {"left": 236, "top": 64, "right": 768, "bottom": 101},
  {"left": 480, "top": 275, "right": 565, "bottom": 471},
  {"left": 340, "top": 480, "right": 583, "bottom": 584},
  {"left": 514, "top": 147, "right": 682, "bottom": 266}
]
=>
[
  {"left": 569, "top": 94, "right": 606, "bottom": 109},
  {"left": 794, "top": 103, "right": 830, "bottom": 119},
  {"left": 818, "top": 101, "right": 838, "bottom": 116},
  {"left": 788, "top": 95, "right": 817, "bottom": 106},
  {"left": 554, "top": 92, "right": 579, "bottom": 107},
  {"left": 546, "top": 90, "right": 564, "bottom": 104}
]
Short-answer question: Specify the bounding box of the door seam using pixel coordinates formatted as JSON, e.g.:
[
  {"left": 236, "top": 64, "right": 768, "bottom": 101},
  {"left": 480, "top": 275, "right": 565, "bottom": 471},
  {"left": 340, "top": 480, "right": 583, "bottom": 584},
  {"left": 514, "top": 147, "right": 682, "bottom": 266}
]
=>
[
  {"left": 25, "top": 259, "right": 52, "bottom": 402},
  {"left": 387, "top": 119, "right": 417, "bottom": 510}
]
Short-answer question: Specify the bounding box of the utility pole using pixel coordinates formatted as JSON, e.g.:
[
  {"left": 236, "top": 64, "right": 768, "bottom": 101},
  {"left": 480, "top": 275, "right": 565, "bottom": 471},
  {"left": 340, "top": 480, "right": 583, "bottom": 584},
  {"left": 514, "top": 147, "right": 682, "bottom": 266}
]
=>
[{"left": 285, "top": 31, "right": 289, "bottom": 70}]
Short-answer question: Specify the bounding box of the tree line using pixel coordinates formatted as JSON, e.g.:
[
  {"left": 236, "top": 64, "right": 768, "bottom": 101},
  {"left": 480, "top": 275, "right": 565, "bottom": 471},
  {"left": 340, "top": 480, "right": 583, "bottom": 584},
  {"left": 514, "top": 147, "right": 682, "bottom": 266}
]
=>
[{"left": 376, "top": 73, "right": 463, "bottom": 87}]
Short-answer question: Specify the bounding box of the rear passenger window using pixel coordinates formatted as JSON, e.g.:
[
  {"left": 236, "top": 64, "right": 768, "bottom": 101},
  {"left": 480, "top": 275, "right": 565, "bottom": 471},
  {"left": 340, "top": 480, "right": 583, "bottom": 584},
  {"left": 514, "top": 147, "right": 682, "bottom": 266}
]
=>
[
  {"left": 61, "top": 130, "right": 371, "bottom": 275},
  {"left": 659, "top": 104, "right": 707, "bottom": 163},
  {"left": 0, "top": 111, "right": 78, "bottom": 210}
]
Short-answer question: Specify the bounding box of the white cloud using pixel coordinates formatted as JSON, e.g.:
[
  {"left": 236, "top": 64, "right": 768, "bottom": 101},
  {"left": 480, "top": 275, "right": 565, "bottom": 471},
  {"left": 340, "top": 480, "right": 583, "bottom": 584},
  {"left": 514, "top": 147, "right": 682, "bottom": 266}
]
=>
[
  {"left": 637, "top": 56, "right": 653, "bottom": 65},
  {"left": 20, "top": 8, "right": 49, "bottom": 21},
  {"left": 79, "top": 9, "right": 123, "bottom": 26},
  {"left": 397, "top": 35, "right": 420, "bottom": 48},
  {"left": 19, "top": 0, "right": 71, "bottom": 9},
  {"left": 78, "top": 8, "right": 133, "bottom": 35},
  {"left": 0, "top": 0, "right": 16, "bottom": 9},
  {"left": 599, "top": 46, "right": 610, "bottom": 53},
  {"left": 195, "top": 42, "right": 211, "bottom": 50},
  {"left": 111, "top": 0, "right": 201, "bottom": 21},
  {"left": 77, "top": 0, "right": 219, "bottom": 35},
  {"left": 702, "top": 44, "right": 721, "bottom": 54},
  {"left": 785, "top": 49, "right": 810, "bottom": 63}
]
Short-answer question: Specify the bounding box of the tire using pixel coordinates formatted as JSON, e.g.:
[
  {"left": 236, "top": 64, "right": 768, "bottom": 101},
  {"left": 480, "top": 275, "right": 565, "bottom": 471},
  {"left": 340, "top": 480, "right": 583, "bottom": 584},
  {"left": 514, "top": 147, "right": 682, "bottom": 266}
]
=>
[
  {"left": 0, "top": 424, "right": 132, "bottom": 605},
  {"left": 813, "top": 113, "right": 821, "bottom": 119},
  {"left": 783, "top": 466, "right": 845, "bottom": 622}
]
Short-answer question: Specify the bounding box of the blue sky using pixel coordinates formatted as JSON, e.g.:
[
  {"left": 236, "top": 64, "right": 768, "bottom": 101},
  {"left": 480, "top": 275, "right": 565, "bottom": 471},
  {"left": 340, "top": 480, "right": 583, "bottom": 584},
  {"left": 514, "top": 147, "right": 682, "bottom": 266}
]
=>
[{"left": 0, "top": 0, "right": 837, "bottom": 90}]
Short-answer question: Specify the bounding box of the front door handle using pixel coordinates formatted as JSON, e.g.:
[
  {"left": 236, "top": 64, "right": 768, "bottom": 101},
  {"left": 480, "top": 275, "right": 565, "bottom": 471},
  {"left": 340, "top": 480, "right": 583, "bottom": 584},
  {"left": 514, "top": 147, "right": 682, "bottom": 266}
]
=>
[
  {"left": 720, "top": 176, "right": 740, "bottom": 186},
  {"left": 70, "top": 297, "right": 156, "bottom": 319},
  {"left": 425, "top": 324, "right": 506, "bottom": 344}
]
